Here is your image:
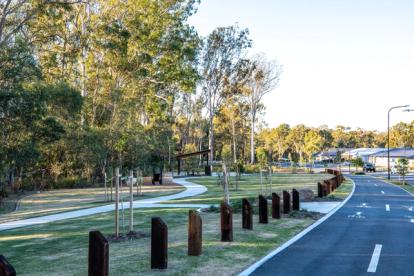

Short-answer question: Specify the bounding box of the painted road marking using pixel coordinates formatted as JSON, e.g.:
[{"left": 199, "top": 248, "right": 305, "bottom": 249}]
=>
[
  {"left": 385, "top": 204, "right": 390, "bottom": 212},
  {"left": 374, "top": 184, "right": 378, "bottom": 187},
  {"left": 348, "top": 211, "right": 365, "bottom": 219},
  {"left": 367, "top": 244, "right": 383, "bottom": 273},
  {"left": 410, "top": 219, "right": 414, "bottom": 223},
  {"left": 381, "top": 191, "right": 385, "bottom": 194}
]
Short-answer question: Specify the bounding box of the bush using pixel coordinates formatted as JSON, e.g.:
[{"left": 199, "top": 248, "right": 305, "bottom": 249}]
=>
[
  {"left": 353, "top": 171, "right": 365, "bottom": 175},
  {"left": 21, "top": 176, "right": 91, "bottom": 190},
  {"left": 244, "top": 164, "right": 261, "bottom": 174}
]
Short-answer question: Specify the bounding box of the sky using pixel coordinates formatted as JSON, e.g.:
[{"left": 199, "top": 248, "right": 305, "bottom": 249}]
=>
[{"left": 188, "top": 0, "right": 414, "bottom": 131}]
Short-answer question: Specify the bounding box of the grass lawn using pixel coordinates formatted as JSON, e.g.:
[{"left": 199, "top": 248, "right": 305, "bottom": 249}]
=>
[
  {"left": 0, "top": 184, "right": 184, "bottom": 224},
  {"left": 0, "top": 207, "right": 315, "bottom": 275},
  {"left": 168, "top": 173, "right": 332, "bottom": 205},
  {"left": 325, "top": 179, "right": 354, "bottom": 200},
  {"left": 385, "top": 181, "right": 414, "bottom": 194}
]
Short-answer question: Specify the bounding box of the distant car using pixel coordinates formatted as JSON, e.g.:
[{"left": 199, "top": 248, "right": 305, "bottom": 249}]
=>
[{"left": 363, "top": 162, "right": 376, "bottom": 172}]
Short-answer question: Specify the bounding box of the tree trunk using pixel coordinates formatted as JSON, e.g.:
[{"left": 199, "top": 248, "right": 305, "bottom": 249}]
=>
[
  {"left": 250, "top": 112, "right": 255, "bottom": 164},
  {"left": 209, "top": 93, "right": 214, "bottom": 173},
  {"left": 222, "top": 163, "right": 230, "bottom": 204},
  {"left": 129, "top": 170, "right": 134, "bottom": 232},
  {"left": 104, "top": 172, "right": 108, "bottom": 201},
  {"left": 231, "top": 118, "right": 237, "bottom": 163},
  {"left": 269, "top": 166, "right": 272, "bottom": 195},
  {"left": 115, "top": 167, "right": 120, "bottom": 238}
]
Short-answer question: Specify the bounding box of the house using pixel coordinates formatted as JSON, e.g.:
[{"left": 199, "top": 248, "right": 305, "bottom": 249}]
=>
[
  {"left": 342, "top": 148, "right": 387, "bottom": 163},
  {"left": 369, "top": 148, "right": 414, "bottom": 168},
  {"left": 315, "top": 148, "right": 352, "bottom": 162}
]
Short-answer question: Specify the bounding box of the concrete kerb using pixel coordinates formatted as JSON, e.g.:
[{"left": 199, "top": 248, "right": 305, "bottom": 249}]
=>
[{"left": 238, "top": 177, "right": 356, "bottom": 276}]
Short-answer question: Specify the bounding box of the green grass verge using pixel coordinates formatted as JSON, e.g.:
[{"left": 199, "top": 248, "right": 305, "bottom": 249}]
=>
[
  {"left": 326, "top": 179, "right": 354, "bottom": 200},
  {"left": 168, "top": 173, "right": 332, "bottom": 205},
  {"left": 0, "top": 208, "right": 314, "bottom": 275},
  {"left": 0, "top": 185, "right": 184, "bottom": 224}
]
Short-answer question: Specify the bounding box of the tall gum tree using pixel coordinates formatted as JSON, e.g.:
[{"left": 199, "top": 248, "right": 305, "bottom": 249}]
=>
[
  {"left": 245, "top": 53, "right": 282, "bottom": 164},
  {"left": 200, "top": 25, "right": 251, "bottom": 170}
]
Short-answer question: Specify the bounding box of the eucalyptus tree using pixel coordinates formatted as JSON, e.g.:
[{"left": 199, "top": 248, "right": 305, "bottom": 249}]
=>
[
  {"left": 201, "top": 25, "right": 251, "bottom": 170},
  {"left": 245, "top": 54, "right": 282, "bottom": 163},
  {"left": 304, "top": 129, "right": 324, "bottom": 162},
  {"left": 287, "top": 124, "right": 308, "bottom": 163}
]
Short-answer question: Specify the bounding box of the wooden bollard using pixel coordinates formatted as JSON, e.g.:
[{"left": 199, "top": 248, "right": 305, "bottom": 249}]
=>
[
  {"left": 272, "top": 193, "right": 280, "bottom": 219},
  {"left": 324, "top": 180, "right": 331, "bottom": 195},
  {"left": 220, "top": 201, "right": 233, "bottom": 242},
  {"left": 323, "top": 183, "right": 328, "bottom": 197},
  {"left": 242, "top": 198, "right": 253, "bottom": 230},
  {"left": 151, "top": 217, "right": 168, "bottom": 269},
  {"left": 258, "top": 195, "right": 268, "bottom": 224},
  {"left": 0, "top": 255, "right": 15, "bottom": 276},
  {"left": 88, "top": 231, "right": 109, "bottom": 276},
  {"left": 292, "top": 189, "right": 300, "bottom": 211},
  {"left": 188, "top": 210, "right": 202, "bottom": 256},
  {"left": 283, "top": 190, "right": 291, "bottom": 214},
  {"left": 317, "top": 182, "right": 323, "bottom": 198}
]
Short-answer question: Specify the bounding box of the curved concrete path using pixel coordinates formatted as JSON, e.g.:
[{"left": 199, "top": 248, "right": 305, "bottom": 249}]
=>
[{"left": 0, "top": 178, "right": 208, "bottom": 232}]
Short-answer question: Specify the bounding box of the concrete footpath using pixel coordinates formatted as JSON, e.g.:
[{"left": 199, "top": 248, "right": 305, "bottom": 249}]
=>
[{"left": 0, "top": 178, "right": 208, "bottom": 232}]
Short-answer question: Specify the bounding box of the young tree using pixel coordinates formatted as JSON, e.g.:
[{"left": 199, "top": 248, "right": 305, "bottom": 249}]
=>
[
  {"left": 396, "top": 158, "right": 409, "bottom": 185},
  {"left": 352, "top": 157, "right": 364, "bottom": 172}
]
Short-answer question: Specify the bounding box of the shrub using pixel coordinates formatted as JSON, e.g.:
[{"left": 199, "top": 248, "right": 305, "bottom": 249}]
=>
[{"left": 244, "top": 164, "right": 261, "bottom": 174}]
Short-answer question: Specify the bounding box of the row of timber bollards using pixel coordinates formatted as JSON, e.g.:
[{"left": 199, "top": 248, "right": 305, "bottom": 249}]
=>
[
  {"left": 0, "top": 170, "right": 343, "bottom": 275},
  {"left": 0, "top": 190, "right": 302, "bottom": 276},
  {"left": 237, "top": 189, "right": 300, "bottom": 233},
  {"left": 318, "top": 169, "right": 345, "bottom": 197}
]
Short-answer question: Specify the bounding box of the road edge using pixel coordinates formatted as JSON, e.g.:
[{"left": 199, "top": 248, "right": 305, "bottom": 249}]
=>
[{"left": 238, "top": 177, "right": 356, "bottom": 276}]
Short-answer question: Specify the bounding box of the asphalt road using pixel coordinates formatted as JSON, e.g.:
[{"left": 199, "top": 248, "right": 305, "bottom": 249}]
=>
[
  {"left": 250, "top": 175, "right": 414, "bottom": 276},
  {"left": 369, "top": 172, "right": 414, "bottom": 185}
]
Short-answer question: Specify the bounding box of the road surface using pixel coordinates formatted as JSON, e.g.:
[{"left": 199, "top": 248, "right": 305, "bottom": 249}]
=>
[
  {"left": 370, "top": 172, "right": 414, "bottom": 185},
  {"left": 247, "top": 175, "right": 414, "bottom": 276}
]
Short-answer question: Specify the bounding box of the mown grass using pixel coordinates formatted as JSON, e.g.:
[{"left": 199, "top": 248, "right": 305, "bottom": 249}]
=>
[
  {"left": 0, "top": 185, "right": 184, "bottom": 223},
  {"left": 168, "top": 173, "right": 332, "bottom": 205},
  {"left": 0, "top": 208, "right": 314, "bottom": 275},
  {"left": 326, "top": 179, "right": 354, "bottom": 200}
]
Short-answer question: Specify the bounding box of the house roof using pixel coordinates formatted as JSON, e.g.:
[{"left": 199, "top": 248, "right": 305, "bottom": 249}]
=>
[
  {"left": 346, "top": 148, "right": 387, "bottom": 157},
  {"left": 316, "top": 148, "right": 352, "bottom": 157},
  {"left": 372, "top": 148, "right": 414, "bottom": 158}
]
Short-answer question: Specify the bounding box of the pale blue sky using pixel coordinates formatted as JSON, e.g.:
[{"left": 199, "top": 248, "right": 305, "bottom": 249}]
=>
[{"left": 188, "top": 0, "right": 414, "bottom": 131}]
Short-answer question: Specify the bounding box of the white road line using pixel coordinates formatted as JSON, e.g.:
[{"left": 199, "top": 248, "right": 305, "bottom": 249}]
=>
[
  {"left": 367, "top": 244, "right": 383, "bottom": 273},
  {"left": 381, "top": 191, "right": 385, "bottom": 194},
  {"left": 385, "top": 204, "right": 390, "bottom": 211}
]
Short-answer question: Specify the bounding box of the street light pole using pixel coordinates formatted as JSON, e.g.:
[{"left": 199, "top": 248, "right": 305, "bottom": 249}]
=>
[{"left": 387, "top": 105, "right": 410, "bottom": 180}]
